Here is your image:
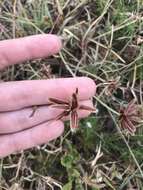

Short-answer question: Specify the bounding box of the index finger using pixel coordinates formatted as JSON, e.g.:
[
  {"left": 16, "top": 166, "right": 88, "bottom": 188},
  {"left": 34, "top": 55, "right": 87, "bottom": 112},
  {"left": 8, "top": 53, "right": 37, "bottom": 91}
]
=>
[{"left": 0, "top": 34, "right": 62, "bottom": 69}]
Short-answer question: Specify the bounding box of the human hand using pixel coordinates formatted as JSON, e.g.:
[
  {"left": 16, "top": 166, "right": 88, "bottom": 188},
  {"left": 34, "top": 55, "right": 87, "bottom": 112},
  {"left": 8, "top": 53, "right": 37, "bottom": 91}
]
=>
[{"left": 0, "top": 34, "right": 96, "bottom": 157}]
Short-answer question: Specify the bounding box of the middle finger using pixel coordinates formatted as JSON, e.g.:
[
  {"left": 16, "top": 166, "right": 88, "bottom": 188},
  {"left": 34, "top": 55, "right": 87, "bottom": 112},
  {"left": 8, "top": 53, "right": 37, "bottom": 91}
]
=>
[{"left": 0, "top": 77, "right": 95, "bottom": 111}]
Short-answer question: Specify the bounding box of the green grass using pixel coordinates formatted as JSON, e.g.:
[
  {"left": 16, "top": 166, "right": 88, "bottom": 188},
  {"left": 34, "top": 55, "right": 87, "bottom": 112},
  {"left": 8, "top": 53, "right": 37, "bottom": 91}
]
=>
[{"left": 0, "top": 0, "right": 143, "bottom": 189}]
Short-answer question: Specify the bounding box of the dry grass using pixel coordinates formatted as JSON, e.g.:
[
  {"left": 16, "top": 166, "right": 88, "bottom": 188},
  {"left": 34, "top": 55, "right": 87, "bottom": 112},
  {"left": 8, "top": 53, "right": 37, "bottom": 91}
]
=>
[{"left": 0, "top": 0, "right": 143, "bottom": 189}]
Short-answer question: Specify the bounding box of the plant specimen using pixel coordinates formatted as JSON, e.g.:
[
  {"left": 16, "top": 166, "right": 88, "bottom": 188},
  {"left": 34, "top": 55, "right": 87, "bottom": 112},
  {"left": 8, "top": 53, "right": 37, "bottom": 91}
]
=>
[
  {"left": 48, "top": 88, "right": 96, "bottom": 132},
  {"left": 30, "top": 88, "right": 95, "bottom": 132},
  {"left": 119, "top": 100, "right": 143, "bottom": 134}
]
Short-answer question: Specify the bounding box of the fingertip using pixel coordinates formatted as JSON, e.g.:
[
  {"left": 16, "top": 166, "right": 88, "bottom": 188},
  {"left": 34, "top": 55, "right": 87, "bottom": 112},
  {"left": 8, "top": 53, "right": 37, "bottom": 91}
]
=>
[
  {"left": 55, "top": 35, "right": 63, "bottom": 51},
  {"left": 49, "top": 120, "right": 64, "bottom": 139},
  {"left": 0, "top": 34, "right": 63, "bottom": 69},
  {"left": 43, "top": 34, "right": 63, "bottom": 55},
  {"left": 60, "top": 77, "right": 96, "bottom": 99},
  {"left": 81, "top": 77, "right": 96, "bottom": 96},
  {"left": 77, "top": 100, "right": 94, "bottom": 118},
  {"left": 73, "top": 77, "right": 96, "bottom": 99}
]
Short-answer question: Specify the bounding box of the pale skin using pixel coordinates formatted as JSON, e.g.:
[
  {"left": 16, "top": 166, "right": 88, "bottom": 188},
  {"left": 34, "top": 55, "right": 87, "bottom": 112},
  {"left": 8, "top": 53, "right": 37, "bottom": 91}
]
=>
[{"left": 0, "top": 34, "right": 96, "bottom": 158}]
